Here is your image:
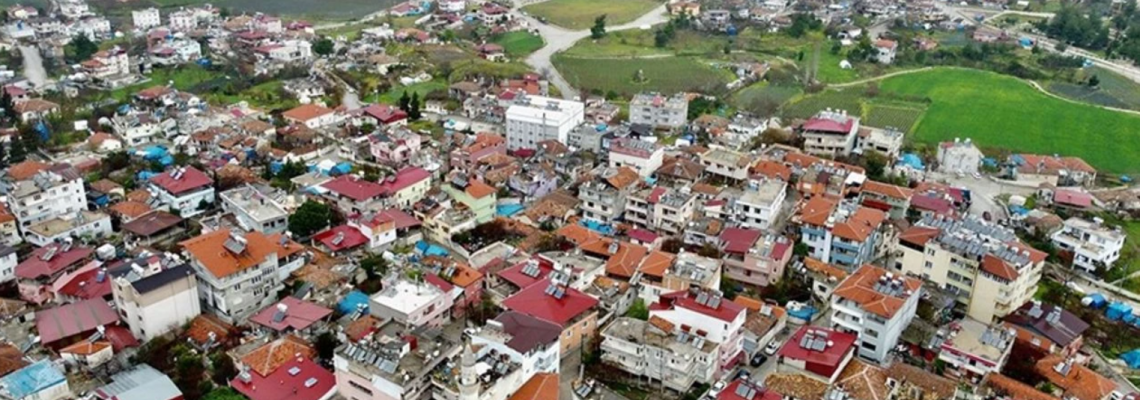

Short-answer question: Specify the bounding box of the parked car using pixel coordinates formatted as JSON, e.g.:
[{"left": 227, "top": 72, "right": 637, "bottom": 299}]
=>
[
  {"left": 750, "top": 353, "right": 768, "bottom": 367},
  {"left": 764, "top": 340, "right": 781, "bottom": 355}
]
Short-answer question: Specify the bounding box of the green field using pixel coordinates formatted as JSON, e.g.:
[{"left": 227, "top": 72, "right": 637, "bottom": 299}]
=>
[
  {"left": 864, "top": 104, "right": 926, "bottom": 132},
  {"left": 492, "top": 32, "right": 545, "bottom": 57},
  {"left": 367, "top": 79, "right": 449, "bottom": 104},
  {"left": 554, "top": 55, "right": 731, "bottom": 96},
  {"left": 521, "top": 0, "right": 662, "bottom": 30},
  {"left": 781, "top": 89, "right": 865, "bottom": 119},
  {"left": 732, "top": 82, "right": 801, "bottom": 115},
  {"left": 880, "top": 68, "right": 1140, "bottom": 173},
  {"left": 1048, "top": 67, "right": 1140, "bottom": 111}
]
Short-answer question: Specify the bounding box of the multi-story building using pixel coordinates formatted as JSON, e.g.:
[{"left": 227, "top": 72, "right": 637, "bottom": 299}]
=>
[
  {"left": 796, "top": 198, "right": 887, "bottom": 270},
  {"left": 649, "top": 288, "right": 746, "bottom": 378},
  {"left": 608, "top": 138, "right": 664, "bottom": 178},
  {"left": 718, "top": 228, "right": 792, "bottom": 287},
  {"left": 431, "top": 342, "right": 527, "bottom": 400},
  {"left": 936, "top": 318, "right": 1016, "bottom": 383},
  {"left": 131, "top": 7, "right": 160, "bottom": 29},
  {"left": 112, "top": 263, "right": 200, "bottom": 341},
  {"left": 502, "top": 275, "right": 599, "bottom": 356},
  {"left": 148, "top": 166, "right": 215, "bottom": 218},
  {"left": 370, "top": 128, "right": 421, "bottom": 165},
  {"left": 472, "top": 311, "right": 561, "bottom": 377},
  {"left": 0, "top": 245, "right": 17, "bottom": 284},
  {"left": 937, "top": 138, "right": 984, "bottom": 175},
  {"left": 441, "top": 175, "right": 497, "bottom": 223},
  {"left": 700, "top": 148, "right": 755, "bottom": 183},
  {"left": 1008, "top": 153, "right": 1097, "bottom": 187},
  {"left": 505, "top": 95, "right": 584, "bottom": 150},
  {"left": 333, "top": 323, "right": 459, "bottom": 400},
  {"left": 799, "top": 110, "right": 860, "bottom": 157},
  {"left": 829, "top": 265, "right": 921, "bottom": 363},
  {"left": 854, "top": 127, "right": 903, "bottom": 158},
  {"left": 896, "top": 215, "right": 1047, "bottom": 323},
  {"left": 624, "top": 186, "right": 696, "bottom": 236},
  {"left": 1050, "top": 217, "right": 1125, "bottom": 273},
  {"left": 775, "top": 326, "right": 857, "bottom": 383},
  {"left": 711, "top": 179, "right": 787, "bottom": 230},
  {"left": 859, "top": 180, "right": 913, "bottom": 220},
  {"left": 321, "top": 168, "right": 432, "bottom": 213},
  {"left": 636, "top": 251, "right": 721, "bottom": 303},
  {"left": 220, "top": 184, "right": 289, "bottom": 235},
  {"left": 80, "top": 47, "right": 131, "bottom": 81},
  {"left": 578, "top": 167, "right": 640, "bottom": 224},
  {"left": 110, "top": 113, "right": 165, "bottom": 145},
  {"left": 4, "top": 167, "right": 87, "bottom": 234},
  {"left": 629, "top": 92, "right": 688, "bottom": 129},
  {"left": 1004, "top": 301, "right": 1089, "bottom": 358},
  {"left": 601, "top": 316, "right": 718, "bottom": 392},
  {"left": 181, "top": 229, "right": 306, "bottom": 323},
  {"left": 24, "top": 211, "right": 112, "bottom": 246},
  {"left": 370, "top": 276, "right": 453, "bottom": 329}
]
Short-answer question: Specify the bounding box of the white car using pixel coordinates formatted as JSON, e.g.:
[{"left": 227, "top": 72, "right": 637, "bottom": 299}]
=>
[{"left": 764, "top": 340, "right": 781, "bottom": 355}]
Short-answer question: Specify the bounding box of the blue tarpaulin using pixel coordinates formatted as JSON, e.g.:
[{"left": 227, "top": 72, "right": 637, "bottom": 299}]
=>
[
  {"left": 136, "top": 171, "right": 157, "bottom": 181},
  {"left": 787, "top": 305, "right": 817, "bottom": 321},
  {"left": 982, "top": 157, "right": 998, "bottom": 167},
  {"left": 1124, "top": 313, "right": 1136, "bottom": 324},
  {"left": 331, "top": 162, "right": 353, "bottom": 176},
  {"left": 142, "top": 145, "right": 169, "bottom": 160},
  {"left": 337, "top": 291, "right": 371, "bottom": 314},
  {"left": 1084, "top": 293, "right": 1107, "bottom": 308},
  {"left": 1108, "top": 301, "right": 1133, "bottom": 321},
  {"left": 1122, "top": 350, "right": 1140, "bottom": 369},
  {"left": 415, "top": 241, "right": 449, "bottom": 257},
  {"left": 1009, "top": 205, "right": 1029, "bottom": 216},
  {"left": 497, "top": 204, "right": 524, "bottom": 217},
  {"left": 270, "top": 161, "right": 284, "bottom": 175},
  {"left": 581, "top": 220, "right": 615, "bottom": 236}
]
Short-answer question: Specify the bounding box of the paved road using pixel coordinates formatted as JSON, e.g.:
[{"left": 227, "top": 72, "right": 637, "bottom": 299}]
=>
[
  {"left": 18, "top": 45, "right": 46, "bottom": 88},
  {"left": 921, "top": 171, "right": 1036, "bottom": 219},
  {"left": 509, "top": 0, "right": 670, "bottom": 99}
]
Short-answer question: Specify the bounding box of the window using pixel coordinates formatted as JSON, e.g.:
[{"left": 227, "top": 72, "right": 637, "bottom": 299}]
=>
[
  {"left": 861, "top": 342, "right": 877, "bottom": 351},
  {"left": 348, "top": 381, "right": 373, "bottom": 396},
  {"left": 924, "top": 261, "right": 933, "bottom": 269}
]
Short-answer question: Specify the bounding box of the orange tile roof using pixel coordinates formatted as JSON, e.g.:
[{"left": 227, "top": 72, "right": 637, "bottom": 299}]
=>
[
  {"left": 241, "top": 335, "right": 315, "bottom": 377},
  {"left": 691, "top": 182, "right": 722, "bottom": 196},
  {"left": 884, "top": 362, "right": 957, "bottom": 399},
  {"left": 648, "top": 315, "right": 675, "bottom": 333},
  {"left": 833, "top": 264, "right": 922, "bottom": 319},
  {"left": 798, "top": 197, "right": 838, "bottom": 226},
  {"left": 732, "top": 295, "right": 764, "bottom": 311},
  {"left": 509, "top": 373, "right": 559, "bottom": 400},
  {"left": 345, "top": 315, "right": 381, "bottom": 341},
  {"left": 752, "top": 160, "right": 792, "bottom": 181},
  {"left": 1035, "top": 356, "right": 1115, "bottom": 400},
  {"left": 185, "top": 314, "right": 235, "bottom": 345},
  {"left": 604, "top": 241, "right": 648, "bottom": 279},
  {"left": 837, "top": 360, "right": 889, "bottom": 400},
  {"left": 637, "top": 250, "right": 675, "bottom": 278},
  {"left": 863, "top": 180, "right": 914, "bottom": 200},
  {"left": 0, "top": 344, "right": 26, "bottom": 377},
  {"left": 181, "top": 229, "right": 279, "bottom": 279},
  {"left": 981, "top": 254, "right": 1021, "bottom": 282},
  {"left": 465, "top": 179, "right": 496, "bottom": 199},
  {"left": 984, "top": 373, "right": 1060, "bottom": 400},
  {"left": 832, "top": 207, "right": 887, "bottom": 242},
  {"left": 108, "top": 201, "right": 153, "bottom": 219},
  {"left": 9, "top": 160, "right": 49, "bottom": 180},
  {"left": 282, "top": 104, "right": 333, "bottom": 122},
  {"left": 556, "top": 224, "right": 601, "bottom": 247},
  {"left": 604, "top": 167, "right": 640, "bottom": 190},
  {"left": 60, "top": 340, "right": 111, "bottom": 355},
  {"left": 803, "top": 257, "right": 848, "bottom": 281},
  {"left": 126, "top": 189, "right": 152, "bottom": 202},
  {"left": 267, "top": 233, "right": 306, "bottom": 260},
  {"left": 898, "top": 226, "right": 940, "bottom": 247}
]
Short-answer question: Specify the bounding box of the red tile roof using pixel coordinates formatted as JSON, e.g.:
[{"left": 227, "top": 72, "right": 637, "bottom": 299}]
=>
[
  {"left": 911, "top": 195, "right": 955, "bottom": 215},
  {"left": 628, "top": 228, "right": 658, "bottom": 244},
  {"left": 149, "top": 166, "right": 214, "bottom": 195},
  {"left": 36, "top": 298, "right": 119, "bottom": 344},
  {"left": 656, "top": 289, "right": 744, "bottom": 323},
  {"left": 508, "top": 373, "right": 560, "bottom": 400},
  {"left": 798, "top": 197, "right": 839, "bottom": 226},
  {"left": 981, "top": 254, "right": 1021, "bottom": 282},
  {"left": 1035, "top": 355, "right": 1115, "bottom": 400},
  {"left": 103, "top": 326, "right": 139, "bottom": 351},
  {"left": 1054, "top": 189, "right": 1093, "bottom": 208},
  {"left": 497, "top": 256, "right": 555, "bottom": 289},
  {"left": 898, "top": 226, "right": 940, "bottom": 247},
  {"left": 248, "top": 297, "right": 332, "bottom": 332},
  {"left": 377, "top": 167, "right": 431, "bottom": 195},
  {"left": 312, "top": 225, "right": 369, "bottom": 252},
  {"left": 832, "top": 264, "right": 921, "bottom": 319},
  {"left": 502, "top": 278, "right": 598, "bottom": 326},
  {"left": 777, "top": 326, "right": 857, "bottom": 379},
  {"left": 362, "top": 104, "right": 408, "bottom": 123},
  {"left": 719, "top": 228, "right": 761, "bottom": 254},
  {"left": 321, "top": 175, "right": 386, "bottom": 201},
  {"left": 802, "top": 117, "right": 854, "bottom": 133},
  {"left": 831, "top": 207, "right": 886, "bottom": 242},
  {"left": 282, "top": 104, "right": 334, "bottom": 122},
  {"left": 862, "top": 180, "right": 913, "bottom": 200},
  {"left": 717, "top": 379, "right": 782, "bottom": 400},
  {"left": 55, "top": 266, "right": 113, "bottom": 300},
  {"left": 15, "top": 245, "right": 93, "bottom": 280},
  {"left": 232, "top": 357, "right": 335, "bottom": 400}
]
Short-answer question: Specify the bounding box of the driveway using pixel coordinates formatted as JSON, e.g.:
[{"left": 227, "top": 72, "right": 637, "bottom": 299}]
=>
[{"left": 509, "top": 0, "right": 670, "bottom": 99}]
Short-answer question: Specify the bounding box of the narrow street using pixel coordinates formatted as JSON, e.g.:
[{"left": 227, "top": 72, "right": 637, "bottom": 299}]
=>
[{"left": 18, "top": 45, "right": 47, "bottom": 88}]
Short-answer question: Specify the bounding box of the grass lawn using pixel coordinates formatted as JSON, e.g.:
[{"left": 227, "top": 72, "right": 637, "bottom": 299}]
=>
[
  {"left": 369, "top": 79, "right": 449, "bottom": 104},
  {"left": 1049, "top": 67, "right": 1140, "bottom": 111},
  {"left": 554, "top": 54, "right": 731, "bottom": 96},
  {"left": 781, "top": 88, "right": 866, "bottom": 119},
  {"left": 521, "top": 0, "right": 662, "bottom": 30},
  {"left": 732, "top": 82, "right": 801, "bottom": 114},
  {"left": 879, "top": 68, "right": 1140, "bottom": 174},
  {"left": 492, "top": 31, "right": 544, "bottom": 57},
  {"left": 203, "top": 80, "right": 297, "bottom": 110},
  {"left": 105, "top": 65, "right": 223, "bottom": 102}
]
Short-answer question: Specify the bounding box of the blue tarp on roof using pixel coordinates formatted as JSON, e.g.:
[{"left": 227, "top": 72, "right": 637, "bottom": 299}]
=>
[
  {"left": 1122, "top": 350, "right": 1140, "bottom": 369},
  {"left": 497, "top": 204, "right": 524, "bottom": 217},
  {"left": 1108, "top": 301, "right": 1133, "bottom": 321},
  {"left": 0, "top": 361, "right": 66, "bottom": 399},
  {"left": 787, "top": 305, "right": 817, "bottom": 321},
  {"left": 982, "top": 157, "right": 998, "bottom": 167},
  {"left": 1085, "top": 293, "right": 1108, "bottom": 308},
  {"left": 332, "top": 162, "right": 353, "bottom": 176},
  {"left": 1009, "top": 205, "right": 1029, "bottom": 216},
  {"left": 897, "top": 153, "right": 925, "bottom": 170},
  {"left": 136, "top": 171, "right": 158, "bottom": 182},
  {"left": 415, "top": 241, "right": 450, "bottom": 257},
  {"left": 142, "top": 145, "right": 169, "bottom": 160},
  {"left": 580, "top": 220, "right": 615, "bottom": 236},
  {"left": 338, "top": 290, "right": 371, "bottom": 314},
  {"left": 1125, "top": 313, "right": 1136, "bottom": 324}
]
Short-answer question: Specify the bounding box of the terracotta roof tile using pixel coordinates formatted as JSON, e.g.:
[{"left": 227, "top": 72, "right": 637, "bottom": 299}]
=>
[
  {"left": 60, "top": 340, "right": 111, "bottom": 356},
  {"left": 884, "top": 362, "right": 957, "bottom": 399},
  {"left": 185, "top": 314, "right": 235, "bottom": 346},
  {"left": 637, "top": 251, "right": 675, "bottom": 278},
  {"left": 764, "top": 373, "right": 827, "bottom": 400},
  {"left": 831, "top": 207, "right": 886, "bottom": 242},
  {"left": 108, "top": 201, "right": 154, "bottom": 220},
  {"left": 508, "top": 373, "right": 560, "bottom": 400},
  {"left": 833, "top": 264, "right": 921, "bottom": 319},
  {"left": 465, "top": 179, "right": 496, "bottom": 199},
  {"left": 648, "top": 315, "right": 675, "bottom": 333},
  {"left": 798, "top": 197, "right": 839, "bottom": 226},
  {"left": 604, "top": 167, "right": 640, "bottom": 190},
  {"left": 984, "top": 373, "right": 1059, "bottom": 400},
  {"left": 9, "top": 160, "right": 49, "bottom": 180},
  {"left": 1036, "top": 355, "right": 1116, "bottom": 400},
  {"left": 836, "top": 360, "right": 889, "bottom": 400},
  {"left": 803, "top": 258, "right": 848, "bottom": 281},
  {"left": 180, "top": 229, "right": 279, "bottom": 279},
  {"left": 863, "top": 180, "right": 914, "bottom": 200},
  {"left": 240, "top": 335, "right": 315, "bottom": 377}
]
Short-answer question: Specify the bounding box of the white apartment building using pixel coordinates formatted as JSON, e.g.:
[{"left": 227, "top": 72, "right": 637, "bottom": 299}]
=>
[
  {"left": 649, "top": 288, "right": 746, "bottom": 378},
  {"left": 470, "top": 311, "right": 561, "bottom": 378},
  {"left": 168, "top": 10, "right": 196, "bottom": 31},
  {"left": 81, "top": 47, "right": 131, "bottom": 80},
  {"left": 800, "top": 110, "right": 860, "bottom": 157},
  {"left": 700, "top": 148, "right": 754, "bottom": 182},
  {"left": 1050, "top": 217, "right": 1125, "bottom": 273},
  {"left": 112, "top": 263, "right": 201, "bottom": 341},
  {"left": 370, "top": 277, "right": 453, "bottom": 329},
  {"left": 132, "top": 8, "right": 160, "bottom": 29},
  {"left": 147, "top": 166, "right": 216, "bottom": 218},
  {"left": 629, "top": 92, "right": 688, "bottom": 129},
  {"left": 897, "top": 215, "right": 1046, "bottom": 323},
  {"left": 254, "top": 40, "right": 313, "bottom": 63},
  {"left": 505, "top": 95, "right": 584, "bottom": 150},
  {"left": 182, "top": 229, "right": 302, "bottom": 323},
  {"left": 636, "top": 252, "right": 721, "bottom": 304},
  {"left": 6, "top": 168, "right": 87, "bottom": 235},
  {"left": 625, "top": 187, "right": 696, "bottom": 236},
  {"left": 24, "top": 211, "right": 112, "bottom": 247},
  {"left": 829, "top": 265, "right": 921, "bottom": 363},
  {"left": 69, "top": 16, "right": 111, "bottom": 39},
  {"left": 936, "top": 318, "right": 1016, "bottom": 382},
  {"left": 111, "top": 113, "right": 166, "bottom": 145},
  {"left": 722, "top": 179, "right": 787, "bottom": 230},
  {"left": 220, "top": 184, "right": 289, "bottom": 235},
  {"left": 937, "top": 138, "right": 984, "bottom": 175},
  {"left": 55, "top": 0, "right": 91, "bottom": 19},
  {"left": 608, "top": 138, "right": 664, "bottom": 178},
  {"left": 601, "top": 316, "right": 717, "bottom": 393},
  {"left": 0, "top": 245, "right": 17, "bottom": 284}
]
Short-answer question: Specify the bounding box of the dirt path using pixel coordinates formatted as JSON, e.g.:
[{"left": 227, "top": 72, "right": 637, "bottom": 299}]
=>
[{"left": 825, "top": 67, "right": 933, "bottom": 88}]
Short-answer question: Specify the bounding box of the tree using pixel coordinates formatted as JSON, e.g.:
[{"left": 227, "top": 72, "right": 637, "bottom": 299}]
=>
[
  {"left": 210, "top": 353, "right": 237, "bottom": 385},
  {"left": 313, "top": 38, "right": 335, "bottom": 56},
  {"left": 315, "top": 332, "right": 339, "bottom": 362},
  {"left": 360, "top": 254, "right": 389, "bottom": 279},
  {"left": 203, "top": 387, "right": 246, "bottom": 400},
  {"left": 398, "top": 91, "right": 411, "bottom": 113},
  {"left": 408, "top": 92, "right": 422, "bottom": 120},
  {"left": 66, "top": 34, "right": 99, "bottom": 63},
  {"left": 1088, "top": 74, "right": 1100, "bottom": 87},
  {"left": 655, "top": 29, "right": 669, "bottom": 48},
  {"left": 0, "top": 90, "right": 14, "bottom": 123},
  {"left": 625, "top": 298, "right": 649, "bottom": 320},
  {"left": 590, "top": 15, "right": 607, "bottom": 39},
  {"left": 863, "top": 150, "right": 889, "bottom": 179},
  {"left": 288, "top": 200, "right": 332, "bottom": 237}
]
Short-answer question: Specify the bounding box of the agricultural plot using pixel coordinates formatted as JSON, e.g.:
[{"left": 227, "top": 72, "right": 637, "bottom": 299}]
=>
[
  {"left": 492, "top": 32, "right": 545, "bottom": 57},
  {"left": 781, "top": 89, "right": 864, "bottom": 119},
  {"left": 554, "top": 55, "right": 731, "bottom": 96},
  {"left": 521, "top": 0, "right": 663, "bottom": 30},
  {"left": 864, "top": 105, "right": 926, "bottom": 132}
]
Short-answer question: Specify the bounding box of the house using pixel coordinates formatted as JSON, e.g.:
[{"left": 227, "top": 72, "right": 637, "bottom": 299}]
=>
[
  {"left": 477, "top": 43, "right": 505, "bottom": 61},
  {"left": 718, "top": 228, "right": 792, "bottom": 287},
  {"left": 112, "top": 264, "right": 200, "bottom": 341},
  {"left": 1050, "top": 217, "right": 1125, "bottom": 273},
  {"left": 23, "top": 211, "right": 112, "bottom": 247},
  {"left": 361, "top": 104, "right": 408, "bottom": 128},
  {"left": 936, "top": 318, "right": 1017, "bottom": 382},
  {"left": 629, "top": 92, "right": 689, "bottom": 129},
  {"left": 0, "top": 245, "right": 16, "bottom": 284},
  {"left": 1007, "top": 153, "right": 1097, "bottom": 187},
  {"left": 131, "top": 8, "right": 161, "bottom": 29},
  {"left": 147, "top": 166, "right": 215, "bottom": 217},
  {"left": 5, "top": 164, "right": 87, "bottom": 235},
  {"left": 578, "top": 167, "right": 640, "bottom": 224},
  {"left": 220, "top": 184, "right": 289, "bottom": 235},
  {"left": 35, "top": 298, "right": 120, "bottom": 347},
  {"left": 1004, "top": 301, "right": 1089, "bottom": 358},
  {"left": 937, "top": 138, "right": 984, "bottom": 175},
  {"left": 655, "top": 157, "right": 704, "bottom": 187},
  {"left": 332, "top": 323, "right": 459, "bottom": 400},
  {"left": 650, "top": 288, "right": 746, "bottom": 378},
  {"left": 711, "top": 179, "right": 787, "bottom": 230},
  {"left": 700, "top": 148, "right": 755, "bottom": 183},
  {"left": 15, "top": 244, "right": 93, "bottom": 304},
  {"left": 601, "top": 316, "right": 718, "bottom": 392},
  {"left": 625, "top": 187, "right": 696, "bottom": 236},
  {"left": 283, "top": 104, "right": 337, "bottom": 128},
  {"left": 93, "top": 364, "right": 182, "bottom": 400},
  {"left": 1035, "top": 355, "right": 1116, "bottom": 400},
  {"left": 637, "top": 251, "right": 721, "bottom": 303},
  {"left": 249, "top": 296, "right": 332, "bottom": 334},
  {"left": 775, "top": 326, "right": 857, "bottom": 383},
  {"left": 896, "top": 214, "right": 1047, "bottom": 323},
  {"left": 233, "top": 352, "right": 335, "bottom": 400},
  {"left": 370, "top": 276, "right": 453, "bottom": 329},
  {"left": 13, "top": 99, "right": 59, "bottom": 123},
  {"left": 319, "top": 167, "right": 431, "bottom": 212},
  {"left": 81, "top": 47, "right": 132, "bottom": 83},
  {"left": 502, "top": 277, "right": 599, "bottom": 356},
  {"left": 859, "top": 180, "right": 913, "bottom": 220},
  {"left": 441, "top": 175, "right": 497, "bottom": 223},
  {"left": 88, "top": 132, "right": 123, "bottom": 152},
  {"left": 799, "top": 110, "right": 860, "bottom": 157},
  {"left": 609, "top": 138, "right": 664, "bottom": 178},
  {"left": 60, "top": 341, "right": 113, "bottom": 367},
  {"left": 829, "top": 264, "right": 921, "bottom": 363},
  {"left": 795, "top": 198, "right": 887, "bottom": 270},
  {"left": 874, "top": 39, "right": 898, "bottom": 64},
  {"left": 181, "top": 229, "right": 306, "bottom": 323},
  {"left": 0, "top": 361, "right": 70, "bottom": 400},
  {"left": 855, "top": 127, "right": 903, "bottom": 157}
]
